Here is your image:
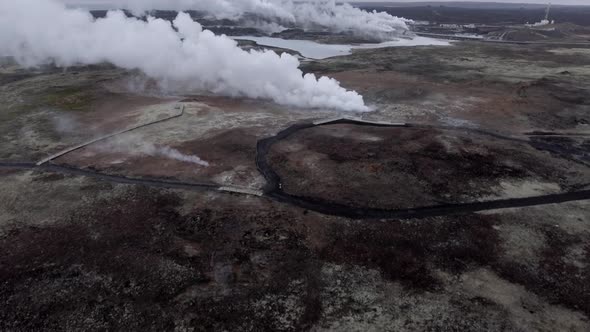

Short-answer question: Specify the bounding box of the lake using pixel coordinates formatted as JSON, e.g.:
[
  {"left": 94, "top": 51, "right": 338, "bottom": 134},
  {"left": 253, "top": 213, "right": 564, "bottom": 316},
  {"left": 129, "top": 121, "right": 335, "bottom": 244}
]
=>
[{"left": 232, "top": 36, "right": 451, "bottom": 59}]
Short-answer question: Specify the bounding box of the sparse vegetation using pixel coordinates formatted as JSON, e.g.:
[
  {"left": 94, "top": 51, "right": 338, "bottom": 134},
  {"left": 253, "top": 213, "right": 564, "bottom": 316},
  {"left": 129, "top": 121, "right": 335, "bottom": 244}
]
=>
[{"left": 1, "top": 4, "right": 589, "bottom": 330}]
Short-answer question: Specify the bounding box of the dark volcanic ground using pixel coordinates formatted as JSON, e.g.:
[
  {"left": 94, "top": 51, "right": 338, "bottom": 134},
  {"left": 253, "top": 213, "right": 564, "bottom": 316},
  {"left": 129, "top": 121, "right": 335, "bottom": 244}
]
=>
[
  {"left": 268, "top": 124, "right": 589, "bottom": 209},
  {"left": 1, "top": 181, "right": 589, "bottom": 331},
  {"left": 1, "top": 21, "right": 590, "bottom": 332}
]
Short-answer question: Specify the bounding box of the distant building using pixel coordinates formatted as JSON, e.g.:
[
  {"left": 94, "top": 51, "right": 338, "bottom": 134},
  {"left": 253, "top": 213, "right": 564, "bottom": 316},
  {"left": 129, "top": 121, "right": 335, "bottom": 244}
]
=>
[{"left": 440, "top": 24, "right": 460, "bottom": 29}]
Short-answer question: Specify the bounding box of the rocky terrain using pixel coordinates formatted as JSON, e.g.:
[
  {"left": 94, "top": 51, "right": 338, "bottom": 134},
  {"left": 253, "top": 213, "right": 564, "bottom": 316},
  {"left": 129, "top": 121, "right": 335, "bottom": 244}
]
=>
[{"left": 1, "top": 30, "right": 589, "bottom": 331}]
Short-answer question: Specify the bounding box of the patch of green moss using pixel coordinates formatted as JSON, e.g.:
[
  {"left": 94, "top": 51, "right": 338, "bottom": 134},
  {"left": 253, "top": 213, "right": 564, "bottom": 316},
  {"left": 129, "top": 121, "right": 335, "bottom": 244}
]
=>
[
  {"left": 43, "top": 86, "right": 96, "bottom": 111},
  {"left": 300, "top": 61, "right": 364, "bottom": 75}
]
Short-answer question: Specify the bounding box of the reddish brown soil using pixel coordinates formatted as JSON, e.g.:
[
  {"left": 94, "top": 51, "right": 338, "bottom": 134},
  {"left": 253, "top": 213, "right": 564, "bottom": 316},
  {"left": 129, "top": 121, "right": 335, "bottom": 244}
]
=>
[
  {"left": 1, "top": 186, "right": 588, "bottom": 330},
  {"left": 331, "top": 70, "right": 589, "bottom": 132},
  {"left": 181, "top": 95, "right": 278, "bottom": 113},
  {"left": 268, "top": 124, "right": 588, "bottom": 209},
  {"left": 83, "top": 93, "right": 171, "bottom": 133},
  {"left": 56, "top": 128, "right": 261, "bottom": 185}
]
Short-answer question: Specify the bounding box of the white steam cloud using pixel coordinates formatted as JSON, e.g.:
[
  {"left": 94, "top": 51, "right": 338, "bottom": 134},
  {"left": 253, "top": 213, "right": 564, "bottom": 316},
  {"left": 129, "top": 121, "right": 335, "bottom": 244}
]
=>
[
  {"left": 50, "top": 112, "right": 209, "bottom": 166},
  {"left": 151, "top": 145, "right": 210, "bottom": 167},
  {"left": 286, "top": 1, "right": 412, "bottom": 40},
  {"left": 69, "top": 0, "right": 411, "bottom": 40},
  {"left": 0, "top": 0, "right": 368, "bottom": 111},
  {"left": 118, "top": 0, "right": 295, "bottom": 21},
  {"left": 100, "top": 133, "right": 210, "bottom": 166}
]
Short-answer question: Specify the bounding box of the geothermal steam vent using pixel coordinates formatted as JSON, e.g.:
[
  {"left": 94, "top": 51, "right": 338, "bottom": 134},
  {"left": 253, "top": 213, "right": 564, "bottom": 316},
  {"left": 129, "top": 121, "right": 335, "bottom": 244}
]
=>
[{"left": 1, "top": 0, "right": 403, "bottom": 111}]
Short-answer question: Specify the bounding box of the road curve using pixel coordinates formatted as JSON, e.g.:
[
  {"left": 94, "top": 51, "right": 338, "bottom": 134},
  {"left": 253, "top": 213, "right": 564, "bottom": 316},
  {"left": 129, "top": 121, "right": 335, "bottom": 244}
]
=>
[
  {"left": 255, "top": 118, "right": 590, "bottom": 219},
  {"left": 1, "top": 118, "right": 589, "bottom": 220}
]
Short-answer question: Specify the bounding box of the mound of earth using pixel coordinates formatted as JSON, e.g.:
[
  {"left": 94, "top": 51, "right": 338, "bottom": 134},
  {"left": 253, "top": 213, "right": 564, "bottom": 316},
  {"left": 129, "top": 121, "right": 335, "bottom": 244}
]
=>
[{"left": 267, "top": 124, "right": 589, "bottom": 209}]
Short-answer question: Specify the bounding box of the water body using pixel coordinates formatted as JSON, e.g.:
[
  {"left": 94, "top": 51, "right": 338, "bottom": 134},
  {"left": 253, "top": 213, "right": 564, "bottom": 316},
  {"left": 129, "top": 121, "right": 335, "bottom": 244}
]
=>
[{"left": 232, "top": 36, "right": 451, "bottom": 59}]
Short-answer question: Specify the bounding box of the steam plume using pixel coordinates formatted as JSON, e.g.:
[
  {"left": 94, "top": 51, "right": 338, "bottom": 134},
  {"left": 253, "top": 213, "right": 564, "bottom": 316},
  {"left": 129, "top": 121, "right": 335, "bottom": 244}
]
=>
[
  {"left": 1, "top": 0, "right": 368, "bottom": 111},
  {"left": 98, "top": 133, "right": 210, "bottom": 166},
  {"left": 285, "top": 1, "right": 412, "bottom": 40},
  {"left": 49, "top": 111, "right": 209, "bottom": 166},
  {"left": 152, "top": 145, "right": 210, "bottom": 166},
  {"left": 67, "top": 0, "right": 411, "bottom": 40}
]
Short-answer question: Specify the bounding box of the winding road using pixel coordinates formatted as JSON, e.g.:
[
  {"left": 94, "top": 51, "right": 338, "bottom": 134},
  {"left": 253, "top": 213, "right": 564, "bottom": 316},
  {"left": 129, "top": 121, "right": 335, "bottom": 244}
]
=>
[{"left": 1, "top": 117, "right": 589, "bottom": 220}]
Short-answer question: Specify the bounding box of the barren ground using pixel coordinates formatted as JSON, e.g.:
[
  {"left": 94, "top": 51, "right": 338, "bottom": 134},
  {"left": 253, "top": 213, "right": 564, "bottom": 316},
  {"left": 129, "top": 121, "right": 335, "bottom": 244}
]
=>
[{"left": 0, "top": 39, "right": 589, "bottom": 331}]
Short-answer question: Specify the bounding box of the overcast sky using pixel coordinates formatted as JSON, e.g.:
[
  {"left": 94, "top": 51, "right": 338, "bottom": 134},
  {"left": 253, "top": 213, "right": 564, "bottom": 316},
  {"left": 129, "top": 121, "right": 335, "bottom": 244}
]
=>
[
  {"left": 365, "top": 0, "right": 585, "bottom": 4},
  {"left": 378, "top": 0, "right": 587, "bottom": 4},
  {"left": 62, "top": 1, "right": 590, "bottom": 6}
]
